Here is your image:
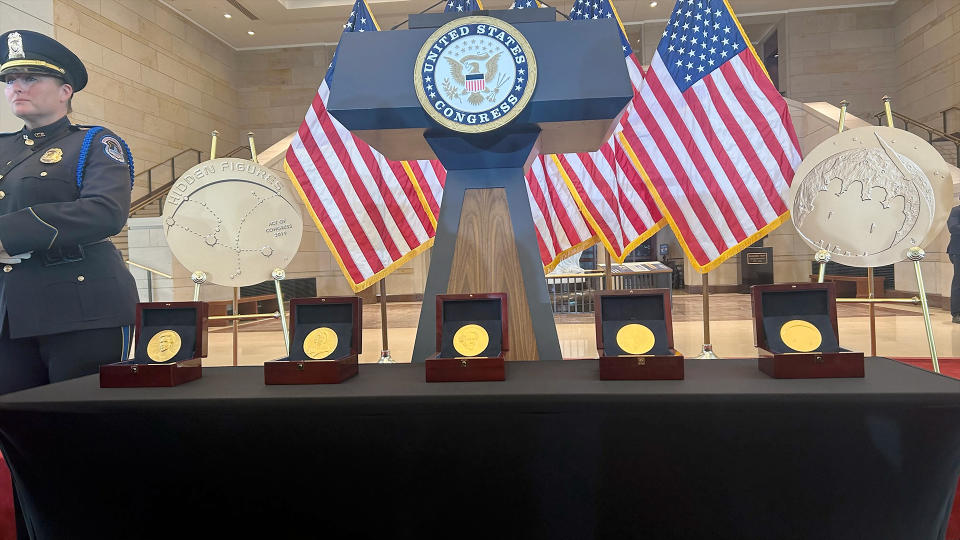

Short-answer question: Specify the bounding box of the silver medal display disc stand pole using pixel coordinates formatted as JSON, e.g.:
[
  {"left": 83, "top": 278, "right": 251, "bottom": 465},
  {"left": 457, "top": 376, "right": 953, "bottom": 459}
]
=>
[{"left": 272, "top": 268, "right": 291, "bottom": 356}]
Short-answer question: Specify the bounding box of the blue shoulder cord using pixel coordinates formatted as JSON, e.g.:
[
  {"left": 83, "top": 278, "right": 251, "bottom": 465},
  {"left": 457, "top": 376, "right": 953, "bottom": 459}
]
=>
[{"left": 75, "top": 126, "right": 136, "bottom": 191}]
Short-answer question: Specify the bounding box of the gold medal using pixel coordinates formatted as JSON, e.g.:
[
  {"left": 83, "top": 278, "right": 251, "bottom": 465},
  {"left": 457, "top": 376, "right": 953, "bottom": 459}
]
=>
[
  {"left": 303, "top": 327, "right": 338, "bottom": 360},
  {"left": 453, "top": 324, "right": 489, "bottom": 357},
  {"left": 616, "top": 323, "right": 656, "bottom": 355},
  {"left": 779, "top": 319, "right": 823, "bottom": 352},
  {"left": 146, "top": 330, "right": 182, "bottom": 362},
  {"left": 40, "top": 148, "right": 62, "bottom": 164}
]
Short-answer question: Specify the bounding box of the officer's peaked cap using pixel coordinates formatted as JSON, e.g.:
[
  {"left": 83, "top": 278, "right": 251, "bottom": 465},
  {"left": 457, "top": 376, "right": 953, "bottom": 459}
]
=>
[{"left": 0, "top": 30, "right": 87, "bottom": 91}]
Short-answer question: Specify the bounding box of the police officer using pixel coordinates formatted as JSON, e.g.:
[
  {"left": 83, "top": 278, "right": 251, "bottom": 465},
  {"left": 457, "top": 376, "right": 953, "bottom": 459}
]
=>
[{"left": 0, "top": 30, "right": 138, "bottom": 395}]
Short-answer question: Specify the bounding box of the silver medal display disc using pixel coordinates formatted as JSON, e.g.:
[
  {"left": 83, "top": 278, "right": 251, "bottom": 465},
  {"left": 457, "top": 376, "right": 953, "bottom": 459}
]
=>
[
  {"left": 161, "top": 158, "right": 303, "bottom": 287},
  {"left": 789, "top": 126, "right": 952, "bottom": 267}
]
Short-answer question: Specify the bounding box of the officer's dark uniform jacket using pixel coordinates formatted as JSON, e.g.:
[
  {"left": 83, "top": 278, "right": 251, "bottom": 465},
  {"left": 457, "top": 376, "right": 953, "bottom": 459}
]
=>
[{"left": 0, "top": 115, "right": 138, "bottom": 338}]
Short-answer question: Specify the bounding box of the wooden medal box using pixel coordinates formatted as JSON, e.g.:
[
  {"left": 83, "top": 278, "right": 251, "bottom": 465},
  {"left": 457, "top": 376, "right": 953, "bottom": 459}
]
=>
[
  {"left": 100, "top": 301, "right": 207, "bottom": 388},
  {"left": 595, "top": 289, "right": 684, "bottom": 380},
  {"left": 751, "top": 282, "right": 864, "bottom": 379},
  {"left": 264, "top": 297, "right": 360, "bottom": 385},
  {"left": 425, "top": 293, "right": 508, "bottom": 382}
]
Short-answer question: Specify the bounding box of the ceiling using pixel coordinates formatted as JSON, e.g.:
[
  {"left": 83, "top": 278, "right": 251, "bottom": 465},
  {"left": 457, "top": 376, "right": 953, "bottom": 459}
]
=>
[{"left": 159, "top": 0, "right": 895, "bottom": 50}]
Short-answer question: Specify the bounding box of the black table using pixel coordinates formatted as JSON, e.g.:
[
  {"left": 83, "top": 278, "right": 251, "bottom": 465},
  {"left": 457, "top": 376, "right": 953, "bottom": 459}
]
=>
[{"left": 2, "top": 358, "right": 960, "bottom": 539}]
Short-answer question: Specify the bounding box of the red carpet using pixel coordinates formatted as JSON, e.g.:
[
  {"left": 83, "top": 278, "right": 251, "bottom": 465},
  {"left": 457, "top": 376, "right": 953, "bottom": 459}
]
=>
[
  {"left": 893, "top": 358, "right": 960, "bottom": 540},
  {"left": 0, "top": 453, "right": 13, "bottom": 540}
]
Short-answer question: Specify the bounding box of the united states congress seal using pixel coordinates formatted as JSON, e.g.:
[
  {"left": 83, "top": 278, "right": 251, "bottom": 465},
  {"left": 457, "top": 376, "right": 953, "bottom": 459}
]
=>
[{"left": 415, "top": 16, "right": 537, "bottom": 133}]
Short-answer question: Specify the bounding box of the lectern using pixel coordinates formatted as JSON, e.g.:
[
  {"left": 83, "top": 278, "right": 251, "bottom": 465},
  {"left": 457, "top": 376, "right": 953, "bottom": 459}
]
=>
[{"left": 327, "top": 8, "right": 632, "bottom": 361}]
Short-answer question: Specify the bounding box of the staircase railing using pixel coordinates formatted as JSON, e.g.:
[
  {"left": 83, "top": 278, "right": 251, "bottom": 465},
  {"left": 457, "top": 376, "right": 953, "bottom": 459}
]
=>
[
  {"left": 942, "top": 106, "right": 960, "bottom": 136},
  {"left": 873, "top": 110, "right": 960, "bottom": 167}
]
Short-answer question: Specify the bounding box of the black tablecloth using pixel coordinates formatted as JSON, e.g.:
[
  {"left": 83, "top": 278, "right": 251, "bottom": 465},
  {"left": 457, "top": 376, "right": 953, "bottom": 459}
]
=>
[{"left": 2, "top": 358, "right": 960, "bottom": 539}]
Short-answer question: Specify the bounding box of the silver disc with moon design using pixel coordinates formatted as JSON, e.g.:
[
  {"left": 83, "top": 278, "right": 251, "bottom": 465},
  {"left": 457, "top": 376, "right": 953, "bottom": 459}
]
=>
[{"left": 790, "top": 126, "right": 952, "bottom": 267}]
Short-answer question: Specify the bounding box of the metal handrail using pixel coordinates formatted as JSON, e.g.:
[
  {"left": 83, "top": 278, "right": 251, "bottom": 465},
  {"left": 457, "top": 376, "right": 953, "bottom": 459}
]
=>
[
  {"left": 873, "top": 110, "right": 960, "bottom": 167},
  {"left": 125, "top": 260, "right": 172, "bottom": 279}
]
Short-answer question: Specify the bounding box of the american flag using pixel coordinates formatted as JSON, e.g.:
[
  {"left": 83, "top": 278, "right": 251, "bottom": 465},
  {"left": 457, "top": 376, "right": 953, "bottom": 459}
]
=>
[
  {"left": 284, "top": 0, "right": 440, "bottom": 292},
  {"left": 619, "top": 0, "right": 801, "bottom": 272},
  {"left": 551, "top": 0, "right": 666, "bottom": 263},
  {"left": 446, "top": 0, "right": 483, "bottom": 12}
]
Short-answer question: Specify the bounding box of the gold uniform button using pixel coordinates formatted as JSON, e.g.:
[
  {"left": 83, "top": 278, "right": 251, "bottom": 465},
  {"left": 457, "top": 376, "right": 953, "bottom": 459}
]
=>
[
  {"left": 77, "top": 275, "right": 85, "bottom": 282},
  {"left": 0, "top": 191, "right": 5, "bottom": 199},
  {"left": 3, "top": 265, "right": 12, "bottom": 273},
  {"left": 40, "top": 172, "right": 47, "bottom": 177}
]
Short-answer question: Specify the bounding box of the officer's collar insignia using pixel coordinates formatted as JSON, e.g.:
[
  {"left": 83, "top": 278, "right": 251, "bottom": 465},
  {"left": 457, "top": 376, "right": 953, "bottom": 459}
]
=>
[
  {"left": 7, "top": 32, "right": 24, "bottom": 60},
  {"left": 40, "top": 148, "right": 62, "bottom": 164},
  {"left": 32, "top": 131, "right": 45, "bottom": 138}
]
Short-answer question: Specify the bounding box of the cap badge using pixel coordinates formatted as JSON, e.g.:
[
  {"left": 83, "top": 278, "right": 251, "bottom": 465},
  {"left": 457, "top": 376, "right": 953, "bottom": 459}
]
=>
[
  {"left": 7, "top": 32, "right": 24, "bottom": 60},
  {"left": 40, "top": 148, "right": 63, "bottom": 164}
]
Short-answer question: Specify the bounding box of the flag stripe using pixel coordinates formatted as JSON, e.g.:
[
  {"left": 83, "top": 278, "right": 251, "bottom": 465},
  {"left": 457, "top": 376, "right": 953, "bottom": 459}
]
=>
[
  {"left": 621, "top": 106, "right": 717, "bottom": 263},
  {"left": 655, "top": 60, "right": 773, "bottom": 231},
  {"left": 287, "top": 138, "right": 368, "bottom": 282},
  {"left": 633, "top": 76, "right": 734, "bottom": 253},
  {"left": 643, "top": 65, "right": 749, "bottom": 244},
  {"left": 312, "top": 96, "right": 403, "bottom": 265},
  {"left": 703, "top": 70, "right": 787, "bottom": 216}
]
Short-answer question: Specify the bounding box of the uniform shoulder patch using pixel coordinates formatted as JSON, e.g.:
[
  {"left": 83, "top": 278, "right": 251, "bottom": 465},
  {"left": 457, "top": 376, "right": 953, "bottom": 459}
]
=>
[{"left": 101, "top": 135, "right": 125, "bottom": 163}]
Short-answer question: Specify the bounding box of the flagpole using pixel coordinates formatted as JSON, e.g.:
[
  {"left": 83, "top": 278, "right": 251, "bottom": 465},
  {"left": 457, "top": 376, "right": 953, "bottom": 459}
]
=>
[
  {"left": 603, "top": 249, "right": 612, "bottom": 290},
  {"left": 378, "top": 278, "right": 393, "bottom": 363},
  {"left": 694, "top": 270, "right": 718, "bottom": 359}
]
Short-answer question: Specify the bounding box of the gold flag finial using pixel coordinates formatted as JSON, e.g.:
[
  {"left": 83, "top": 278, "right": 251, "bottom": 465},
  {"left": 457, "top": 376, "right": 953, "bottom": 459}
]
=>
[
  {"left": 882, "top": 96, "right": 894, "bottom": 128},
  {"left": 247, "top": 131, "right": 258, "bottom": 162},
  {"left": 210, "top": 130, "right": 219, "bottom": 160}
]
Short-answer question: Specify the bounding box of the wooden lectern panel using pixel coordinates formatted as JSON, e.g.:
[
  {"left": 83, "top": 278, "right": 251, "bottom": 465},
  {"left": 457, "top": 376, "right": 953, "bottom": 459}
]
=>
[{"left": 447, "top": 188, "right": 538, "bottom": 361}]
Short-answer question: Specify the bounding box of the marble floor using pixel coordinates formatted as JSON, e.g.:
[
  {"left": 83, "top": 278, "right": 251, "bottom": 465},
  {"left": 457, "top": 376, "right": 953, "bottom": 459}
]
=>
[{"left": 201, "top": 292, "right": 958, "bottom": 365}]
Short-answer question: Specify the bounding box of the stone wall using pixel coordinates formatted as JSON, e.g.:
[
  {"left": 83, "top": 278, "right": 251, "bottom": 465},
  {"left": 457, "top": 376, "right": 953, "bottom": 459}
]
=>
[
  {"left": 781, "top": 5, "right": 897, "bottom": 122},
  {"left": 52, "top": 0, "right": 244, "bottom": 178},
  {"left": 236, "top": 46, "right": 336, "bottom": 151}
]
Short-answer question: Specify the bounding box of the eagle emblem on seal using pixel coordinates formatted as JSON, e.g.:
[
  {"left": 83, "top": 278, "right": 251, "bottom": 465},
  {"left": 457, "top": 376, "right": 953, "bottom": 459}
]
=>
[{"left": 442, "top": 52, "right": 509, "bottom": 106}]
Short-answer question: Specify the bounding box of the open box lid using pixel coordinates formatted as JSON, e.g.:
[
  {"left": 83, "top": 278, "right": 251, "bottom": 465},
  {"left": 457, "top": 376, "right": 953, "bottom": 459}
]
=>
[
  {"left": 289, "top": 297, "right": 362, "bottom": 361},
  {"left": 435, "top": 293, "right": 508, "bottom": 357},
  {"left": 134, "top": 301, "right": 206, "bottom": 364},
  {"left": 595, "top": 289, "right": 673, "bottom": 356},
  {"left": 751, "top": 283, "right": 841, "bottom": 354}
]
